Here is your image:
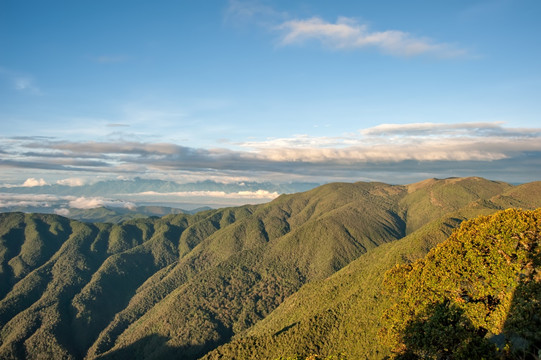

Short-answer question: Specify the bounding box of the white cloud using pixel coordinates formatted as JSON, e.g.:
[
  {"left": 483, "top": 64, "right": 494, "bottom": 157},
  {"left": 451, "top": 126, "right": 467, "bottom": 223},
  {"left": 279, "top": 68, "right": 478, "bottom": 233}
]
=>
[
  {"left": 240, "top": 134, "right": 352, "bottom": 149},
  {"left": 246, "top": 141, "right": 508, "bottom": 163},
  {"left": 0, "top": 193, "right": 63, "bottom": 202},
  {"left": 0, "top": 193, "right": 62, "bottom": 208},
  {"left": 0, "top": 200, "right": 49, "bottom": 208},
  {"left": 277, "top": 17, "right": 465, "bottom": 57},
  {"left": 68, "top": 196, "right": 136, "bottom": 210},
  {"left": 22, "top": 178, "right": 48, "bottom": 187},
  {"left": 129, "top": 190, "right": 280, "bottom": 200},
  {"left": 224, "top": 3, "right": 465, "bottom": 58},
  {"left": 54, "top": 208, "right": 70, "bottom": 216},
  {"left": 56, "top": 178, "right": 85, "bottom": 186},
  {"left": 237, "top": 190, "right": 279, "bottom": 198},
  {"left": 235, "top": 122, "right": 541, "bottom": 163},
  {"left": 0, "top": 193, "right": 135, "bottom": 211},
  {"left": 68, "top": 197, "right": 103, "bottom": 209},
  {"left": 0, "top": 67, "right": 41, "bottom": 94},
  {"left": 360, "top": 122, "right": 508, "bottom": 136}
]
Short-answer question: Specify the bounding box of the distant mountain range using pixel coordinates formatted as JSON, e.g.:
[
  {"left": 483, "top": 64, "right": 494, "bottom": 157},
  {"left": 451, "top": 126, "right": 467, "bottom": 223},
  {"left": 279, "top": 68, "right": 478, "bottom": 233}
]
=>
[
  {"left": 0, "top": 178, "right": 319, "bottom": 196},
  {"left": 0, "top": 178, "right": 320, "bottom": 215},
  {"left": 0, "top": 177, "right": 539, "bottom": 359}
]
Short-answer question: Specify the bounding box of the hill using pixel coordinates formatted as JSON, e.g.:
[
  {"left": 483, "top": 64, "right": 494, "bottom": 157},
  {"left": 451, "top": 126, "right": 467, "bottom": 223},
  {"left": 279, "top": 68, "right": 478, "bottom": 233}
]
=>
[{"left": 0, "top": 177, "right": 539, "bottom": 359}]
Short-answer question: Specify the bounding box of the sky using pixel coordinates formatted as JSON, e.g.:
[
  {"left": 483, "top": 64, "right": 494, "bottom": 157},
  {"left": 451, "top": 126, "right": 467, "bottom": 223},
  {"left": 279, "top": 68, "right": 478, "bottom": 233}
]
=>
[{"left": 1, "top": 0, "right": 541, "bottom": 189}]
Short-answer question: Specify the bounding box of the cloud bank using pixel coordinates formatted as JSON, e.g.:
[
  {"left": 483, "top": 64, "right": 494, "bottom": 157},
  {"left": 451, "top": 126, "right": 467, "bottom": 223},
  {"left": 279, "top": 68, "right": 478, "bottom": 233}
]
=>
[
  {"left": 128, "top": 190, "right": 280, "bottom": 200},
  {"left": 1, "top": 122, "right": 540, "bottom": 184}
]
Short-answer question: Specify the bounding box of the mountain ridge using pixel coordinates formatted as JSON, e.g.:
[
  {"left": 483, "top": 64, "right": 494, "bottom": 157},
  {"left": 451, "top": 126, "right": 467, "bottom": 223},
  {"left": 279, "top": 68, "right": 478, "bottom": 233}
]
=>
[{"left": 0, "top": 177, "right": 539, "bottom": 359}]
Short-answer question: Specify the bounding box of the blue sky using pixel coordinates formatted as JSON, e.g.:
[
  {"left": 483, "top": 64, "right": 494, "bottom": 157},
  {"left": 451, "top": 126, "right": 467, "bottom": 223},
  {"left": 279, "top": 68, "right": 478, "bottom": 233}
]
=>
[{"left": 1, "top": 0, "right": 541, "bottom": 188}]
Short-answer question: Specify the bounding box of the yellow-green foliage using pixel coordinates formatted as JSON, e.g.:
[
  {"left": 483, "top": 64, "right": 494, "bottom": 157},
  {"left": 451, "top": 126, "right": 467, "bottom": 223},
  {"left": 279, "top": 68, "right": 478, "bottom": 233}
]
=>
[
  {"left": 381, "top": 208, "right": 541, "bottom": 359},
  {"left": 275, "top": 355, "right": 348, "bottom": 360}
]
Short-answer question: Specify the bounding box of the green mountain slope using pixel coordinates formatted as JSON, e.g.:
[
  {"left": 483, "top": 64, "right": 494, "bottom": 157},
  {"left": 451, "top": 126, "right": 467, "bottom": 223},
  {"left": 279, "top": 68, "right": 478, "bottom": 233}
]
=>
[
  {"left": 200, "top": 213, "right": 476, "bottom": 359},
  {"left": 0, "top": 178, "right": 539, "bottom": 360},
  {"left": 92, "top": 181, "right": 407, "bottom": 359},
  {"left": 381, "top": 208, "right": 541, "bottom": 359},
  {"left": 203, "top": 181, "right": 541, "bottom": 359}
]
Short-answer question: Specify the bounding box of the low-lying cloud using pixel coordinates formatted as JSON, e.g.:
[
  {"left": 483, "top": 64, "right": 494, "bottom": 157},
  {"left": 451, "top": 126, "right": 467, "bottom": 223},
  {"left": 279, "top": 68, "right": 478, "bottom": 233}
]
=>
[
  {"left": 129, "top": 190, "right": 280, "bottom": 200},
  {"left": 0, "top": 190, "right": 280, "bottom": 212},
  {"left": 68, "top": 197, "right": 136, "bottom": 210},
  {"left": 53, "top": 208, "right": 70, "bottom": 216},
  {"left": 22, "top": 178, "right": 48, "bottom": 187},
  {"left": 0, "top": 193, "right": 61, "bottom": 208},
  {"left": 0, "top": 193, "right": 135, "bottom": 210},
  {"left": 56, "top": 178, "right": 85, "bottom": 187}
]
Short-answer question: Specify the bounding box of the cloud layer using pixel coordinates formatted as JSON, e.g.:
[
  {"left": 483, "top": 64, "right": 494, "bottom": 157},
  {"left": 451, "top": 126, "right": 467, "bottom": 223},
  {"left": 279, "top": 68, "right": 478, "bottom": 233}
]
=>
[
  {"left": 1, "top": 122, "right": 540, "bottom": 184},
  {"left": 127, "top": 190, "right": 279, "bottom": 200}
]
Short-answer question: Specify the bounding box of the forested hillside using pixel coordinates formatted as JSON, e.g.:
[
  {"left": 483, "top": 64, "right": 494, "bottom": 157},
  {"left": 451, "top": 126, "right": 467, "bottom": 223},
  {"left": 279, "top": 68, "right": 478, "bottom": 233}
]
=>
[
  {"left": 0, "top": 177, "right": 539, "bottom": 359},
  {"left": 382, "top": 208, "right": 540, "bottom": 358}
]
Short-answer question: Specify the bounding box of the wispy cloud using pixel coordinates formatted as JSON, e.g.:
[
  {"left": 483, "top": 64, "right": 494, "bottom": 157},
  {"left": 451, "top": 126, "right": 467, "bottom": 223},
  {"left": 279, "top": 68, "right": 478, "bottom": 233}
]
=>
[
  {"left": 360, "top": 122, "right": 541, "bottom": 137},
  {"left": 0, "top": 66, "right": 42, "bottom": 94},
  {"left": 224, "top": 0, "right": 287, "bottom": 26},
  {"left": 276, "top": 17, "right": 466, "bottom": 57},
  {"left": 224, "top": 2, "right": 466, "bottom": 58},
  {"left": 93, "top": 55, "right": 128, "bottom": 64},
  {"left": 13, "top": 76, "right": 40, "bottom": 92}
]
